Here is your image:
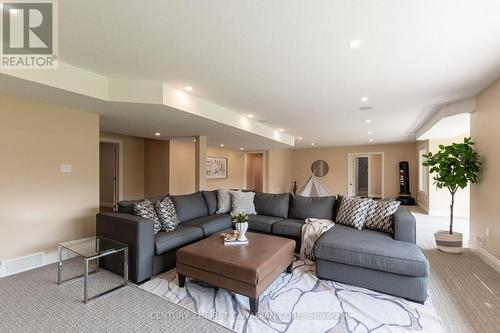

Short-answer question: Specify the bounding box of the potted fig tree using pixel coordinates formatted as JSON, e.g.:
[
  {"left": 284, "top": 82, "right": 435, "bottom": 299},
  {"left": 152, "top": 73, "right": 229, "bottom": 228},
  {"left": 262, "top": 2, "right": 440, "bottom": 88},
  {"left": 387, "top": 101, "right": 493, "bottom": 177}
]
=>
[{"left": 422, "top": 137, "right": 481, "bottom": 253}]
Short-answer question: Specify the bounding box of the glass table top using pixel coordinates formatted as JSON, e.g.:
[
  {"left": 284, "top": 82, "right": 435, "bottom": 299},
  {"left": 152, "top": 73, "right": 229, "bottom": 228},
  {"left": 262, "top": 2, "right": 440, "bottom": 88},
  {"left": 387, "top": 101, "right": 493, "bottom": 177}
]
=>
[{"left": 59, "top": 236, "right": 127, "bottom": 258}]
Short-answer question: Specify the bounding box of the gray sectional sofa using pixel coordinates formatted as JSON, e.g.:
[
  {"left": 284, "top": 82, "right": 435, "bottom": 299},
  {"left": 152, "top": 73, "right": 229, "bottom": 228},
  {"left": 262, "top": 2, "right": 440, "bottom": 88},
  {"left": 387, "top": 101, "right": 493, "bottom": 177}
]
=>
[{"left": 96, "top": 191, "right": 429, "bottom": 303}]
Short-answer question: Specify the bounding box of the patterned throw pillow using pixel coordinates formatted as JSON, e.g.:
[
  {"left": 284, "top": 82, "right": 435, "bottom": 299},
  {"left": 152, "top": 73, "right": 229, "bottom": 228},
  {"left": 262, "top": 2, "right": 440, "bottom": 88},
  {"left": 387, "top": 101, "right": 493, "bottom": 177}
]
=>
[
  {"left": 230, "top": 191, "right": 257, "bottom": 215},
  {"left": 155, "top": 197, "right": 179, "bottom": 232},
  {"left": 133, "top": 199, "right": 161, "bottom": 234},
  {"left": 335, "top": 197, "right": 372, "bottom": 230},
  {"left": 364, "top": 200, "right": 401, "bottom": 234},
  {"left": 216, "top": 188, "right": 235, "bottom": 214}
]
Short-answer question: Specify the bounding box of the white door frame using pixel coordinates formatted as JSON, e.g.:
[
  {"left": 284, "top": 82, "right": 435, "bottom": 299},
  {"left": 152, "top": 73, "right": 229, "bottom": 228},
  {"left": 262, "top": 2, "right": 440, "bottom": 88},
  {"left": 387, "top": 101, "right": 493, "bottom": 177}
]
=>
[
  {"left": 99, "top": 137, "right": 124, "bottom": 205},
  {"left": 347, "top": 152, "right": 385, "bottom": 198}
]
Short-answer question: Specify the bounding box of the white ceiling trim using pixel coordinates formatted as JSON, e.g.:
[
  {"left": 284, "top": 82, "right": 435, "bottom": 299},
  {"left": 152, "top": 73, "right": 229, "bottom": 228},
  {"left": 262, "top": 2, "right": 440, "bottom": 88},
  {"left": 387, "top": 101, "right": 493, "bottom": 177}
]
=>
[
  {"left": 417, "top": 113, "right": 470, "bottom": 140},
  {"left": 415, "top": 97, "right": 476, "bottom": 140},
  {"left": 0, "top": 63, "right": 295, "bottom": 146}
]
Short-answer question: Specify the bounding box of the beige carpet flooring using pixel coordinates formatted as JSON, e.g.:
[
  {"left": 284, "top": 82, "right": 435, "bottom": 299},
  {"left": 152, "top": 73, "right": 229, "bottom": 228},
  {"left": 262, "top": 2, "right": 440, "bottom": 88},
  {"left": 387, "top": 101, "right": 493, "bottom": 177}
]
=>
[{"left": 411, "top": 207, "right": 500, "bottom": 333}]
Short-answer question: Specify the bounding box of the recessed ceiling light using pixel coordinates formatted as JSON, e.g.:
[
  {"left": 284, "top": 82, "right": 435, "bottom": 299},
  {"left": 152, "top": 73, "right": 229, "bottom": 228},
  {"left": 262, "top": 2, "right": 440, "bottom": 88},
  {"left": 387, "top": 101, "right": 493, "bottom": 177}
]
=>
[
  {"left": 185, "top": 86, "right": 193, "bottom": 91},
  {"left": 368, "top": 131, "right": 373, "bottom": 135},
  {"left": 220, "top": 144, "right": 225, "bottom": 147},
  {"left": 361, "top": 96, "right": 368, "bottom": 102},
  {"left": 348, "top": 40, "right": 363, "bottom": 48},
  {"left": 247, "top": 114, "right": 254, "bottom": 118},
  {"left": 365, "top": 119, "right": 371, "bottom": 124},
  {"left": 298, "top": 137, "right": 303, "bottom": 140},
  {"left": 359, "top": 106, "right": 374, "bottom": 111},
  {"left": 369, "top": 139, "right": 374, "bottom": 142},
  {"left": 240, "top": 147, "right": 244, "bottom": 151},
  {"left": 154, "top": 132, "right": 160, "bottom": 136},
  {"left": 311, "top": 143, "right": 315, "bottom": 146},
  {"left": 279, "top": 128, "right": 284, "bottom": 132}
]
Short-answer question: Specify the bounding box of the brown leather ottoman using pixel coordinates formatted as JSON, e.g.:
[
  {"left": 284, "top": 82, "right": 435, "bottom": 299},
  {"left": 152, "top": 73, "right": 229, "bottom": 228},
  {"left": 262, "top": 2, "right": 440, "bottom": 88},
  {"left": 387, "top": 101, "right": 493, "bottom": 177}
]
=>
[{"left": 176, "top": 232, "right": 295, "bottom": 314}]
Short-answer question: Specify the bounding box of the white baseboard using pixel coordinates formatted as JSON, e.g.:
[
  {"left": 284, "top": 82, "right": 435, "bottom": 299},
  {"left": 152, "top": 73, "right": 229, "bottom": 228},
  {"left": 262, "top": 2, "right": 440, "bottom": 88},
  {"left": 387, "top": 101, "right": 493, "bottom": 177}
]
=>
[
  {"left": 468, "top": 240, "right": 500, "bottom": 275},
  {"left": 417, "top": 201, "right": 429, "bottom": 213},
  {"left": 0, "top": 249, "right": 78, "bottom": 278}
]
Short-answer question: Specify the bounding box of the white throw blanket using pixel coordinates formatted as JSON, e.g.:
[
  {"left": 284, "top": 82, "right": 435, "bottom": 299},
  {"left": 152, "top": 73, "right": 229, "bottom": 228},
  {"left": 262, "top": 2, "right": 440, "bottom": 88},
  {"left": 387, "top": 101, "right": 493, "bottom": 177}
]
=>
[{"left": 300, "top": 218, "right": 335, "bottom": 261}]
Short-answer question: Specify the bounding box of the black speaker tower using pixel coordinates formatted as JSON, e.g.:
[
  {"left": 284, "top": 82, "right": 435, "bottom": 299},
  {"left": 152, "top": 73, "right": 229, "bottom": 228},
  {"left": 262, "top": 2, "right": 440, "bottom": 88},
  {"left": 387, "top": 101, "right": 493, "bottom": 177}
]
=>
[{"left": 396, "top": 161, "right": 416, "bottom": 205}]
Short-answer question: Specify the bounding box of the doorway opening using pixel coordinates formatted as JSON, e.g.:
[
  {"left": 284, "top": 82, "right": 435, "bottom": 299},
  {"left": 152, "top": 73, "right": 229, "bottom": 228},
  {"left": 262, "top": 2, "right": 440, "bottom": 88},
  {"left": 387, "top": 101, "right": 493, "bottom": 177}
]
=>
[
  {"left": 348, "top": 152, "right": 384, "bottom": 198},
  {"left": 245, "top": 152, "right": 264, "bottom": 192},
  {"left": 99, "top": 140, "right": 121, "bottom": 212}
]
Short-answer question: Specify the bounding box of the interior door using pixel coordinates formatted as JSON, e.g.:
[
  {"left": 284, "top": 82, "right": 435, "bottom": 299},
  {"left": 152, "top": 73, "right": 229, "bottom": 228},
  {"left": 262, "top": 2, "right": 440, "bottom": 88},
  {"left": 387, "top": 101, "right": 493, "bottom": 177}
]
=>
[
  {"left": 99, "top": 142, "right": 118, "bottom": 213},
  {"left": 112, "top": 143, "right": 119, "bottom": 211},
  {"left": 253, "top": 154, "right": 263, "bottom": 192},
  {"left": 348, "top": 156, "right": 356, "bottom": 196}
]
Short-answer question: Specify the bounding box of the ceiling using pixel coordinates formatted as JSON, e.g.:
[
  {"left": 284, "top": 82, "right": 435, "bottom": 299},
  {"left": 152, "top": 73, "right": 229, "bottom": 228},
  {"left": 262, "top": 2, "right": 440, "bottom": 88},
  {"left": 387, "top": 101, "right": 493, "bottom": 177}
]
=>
[
  {"left": 0, "top": 75, "right": 291, "bottom": 150},
  {"left": 418, "top": 113, "right": 470, "bottom": 140},
  {"left": 7, "top": 1, "right": 500, "bottom": 148}
]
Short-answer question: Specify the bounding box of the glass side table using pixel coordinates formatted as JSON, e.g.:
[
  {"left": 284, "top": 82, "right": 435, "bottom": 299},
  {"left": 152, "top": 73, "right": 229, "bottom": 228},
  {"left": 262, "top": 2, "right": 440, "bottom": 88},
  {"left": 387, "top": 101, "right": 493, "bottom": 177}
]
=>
[{"left": 57, "top": 236, "right": 128, "bottom": 303}]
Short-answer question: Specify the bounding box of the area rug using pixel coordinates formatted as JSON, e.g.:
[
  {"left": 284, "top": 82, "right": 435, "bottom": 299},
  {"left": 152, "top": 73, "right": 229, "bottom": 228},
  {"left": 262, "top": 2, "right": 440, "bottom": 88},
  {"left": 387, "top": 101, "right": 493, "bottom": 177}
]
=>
[{"left": 139, "top": 260, "right": 443, "bottom": 333}]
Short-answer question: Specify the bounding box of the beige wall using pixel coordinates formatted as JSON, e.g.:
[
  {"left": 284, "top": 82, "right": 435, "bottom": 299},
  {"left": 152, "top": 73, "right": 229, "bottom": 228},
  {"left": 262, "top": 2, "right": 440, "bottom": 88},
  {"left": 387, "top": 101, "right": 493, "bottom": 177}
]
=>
[
  {"left": 144, "top": 139, "right": 169, "bottom": 197},
  {"left": 206, "top": 146, "right": 245, "bottom": 190},
  {"left": 369, "top": 154, "right": 382, "bottom": 196},
  {"left": 99, "top": 142, "right": 115, "bottom": 205},
  {"left": 268, "top": 149, "right": 293, "bottom": 193},
  {"left": 471, "top": 78, "right": 500, "bottom": 259},
  {"left": 169, "top": 139, "right": 196, "bottom": 195},
  {"left": 100, "top": 132, "right": 144, "bottom": 200},
  {"left": 291, "top": 143, "right": 418, "bottom": 198},
  {"left": 0, "top": 95, "right": 99, "bottom": 260}
]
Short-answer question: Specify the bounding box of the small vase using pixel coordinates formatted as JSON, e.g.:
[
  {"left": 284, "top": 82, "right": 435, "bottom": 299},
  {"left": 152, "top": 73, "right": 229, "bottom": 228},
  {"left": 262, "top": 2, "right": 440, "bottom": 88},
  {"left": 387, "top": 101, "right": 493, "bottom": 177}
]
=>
[{"left": 235, "top": 222, "right": 248, "bottom": 241}]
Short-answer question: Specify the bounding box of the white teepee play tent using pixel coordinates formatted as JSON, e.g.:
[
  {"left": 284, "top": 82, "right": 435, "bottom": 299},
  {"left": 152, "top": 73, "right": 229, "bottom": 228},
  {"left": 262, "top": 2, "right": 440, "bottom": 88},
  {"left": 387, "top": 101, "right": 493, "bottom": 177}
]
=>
[{"left": 297, "top": 175, "right": 331, "bottom": 197}]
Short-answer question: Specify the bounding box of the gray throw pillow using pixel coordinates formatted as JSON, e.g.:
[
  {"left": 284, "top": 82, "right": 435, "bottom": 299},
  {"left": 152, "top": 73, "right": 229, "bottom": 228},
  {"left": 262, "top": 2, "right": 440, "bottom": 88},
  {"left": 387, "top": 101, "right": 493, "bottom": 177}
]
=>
[
  {"left": 155, "top": 197, "right": 179, "bottom": 232},
  {"left": 335, "top": 197, "right": 372, "bottom": 230},
  {"left": 202, "top": 190, "right": 218, "bottom": 215},
  {"left": 254, "top": 192, "right": 290, "bottom": 218},
  {"left": 230, "top": 191, "right": 257, "bottom": 215},
  {"left": 364, "top": 200, "right": 401, "bottom": 234},
  {"left": 133, "top": 199, "right": 161, "bottom": 234},
  {"left": 216, "top": 188, "right": 233, "bottom": 214}
]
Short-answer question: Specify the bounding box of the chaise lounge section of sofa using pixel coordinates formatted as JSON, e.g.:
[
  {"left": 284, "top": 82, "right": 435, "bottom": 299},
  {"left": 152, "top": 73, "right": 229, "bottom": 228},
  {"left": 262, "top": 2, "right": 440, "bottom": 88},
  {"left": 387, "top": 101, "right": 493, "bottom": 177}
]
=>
[{"left": 96, "top": 191, "right": 429, "bottom": 303}]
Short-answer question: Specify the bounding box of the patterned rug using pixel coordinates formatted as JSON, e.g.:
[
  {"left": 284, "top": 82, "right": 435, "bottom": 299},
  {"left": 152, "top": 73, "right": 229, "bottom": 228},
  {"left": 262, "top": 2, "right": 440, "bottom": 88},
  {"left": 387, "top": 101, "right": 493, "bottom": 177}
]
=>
[{"left": 139, "top": 260, "right": 444, "bottom": 333}]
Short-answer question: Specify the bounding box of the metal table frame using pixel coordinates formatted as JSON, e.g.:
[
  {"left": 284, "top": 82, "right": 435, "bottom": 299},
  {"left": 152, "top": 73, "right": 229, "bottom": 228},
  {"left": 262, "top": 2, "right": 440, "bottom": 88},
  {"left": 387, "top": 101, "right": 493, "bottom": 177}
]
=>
[{"left": 57, "top": 238, "right": 128, "bottom": 303}]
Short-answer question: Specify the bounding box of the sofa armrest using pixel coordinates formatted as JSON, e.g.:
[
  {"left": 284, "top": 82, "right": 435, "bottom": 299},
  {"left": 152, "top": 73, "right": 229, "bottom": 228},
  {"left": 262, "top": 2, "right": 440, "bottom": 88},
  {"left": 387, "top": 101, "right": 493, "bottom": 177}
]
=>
[
  {"left": 96, "top": 212, "right": 155, "bottom": 283},
  {"left": 393, "top": 207, "right": 416, "bottom": 243}
]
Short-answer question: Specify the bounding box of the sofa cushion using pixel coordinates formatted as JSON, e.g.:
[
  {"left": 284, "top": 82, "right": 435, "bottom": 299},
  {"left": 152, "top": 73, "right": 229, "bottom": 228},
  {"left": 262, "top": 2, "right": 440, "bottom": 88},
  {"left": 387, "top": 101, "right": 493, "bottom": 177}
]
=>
[
  {"left": 335, "top": 196, "right": 372, "bottom": 230},
  {"left": 314, "top": 224, "right": 429, "bottom": 277},
  {"left": 171, "top": 192, "right": 208, "bottom": 223},
  {"left": 364, "top": 200, "right": 401, "bottom": 234},
  {"left": 118, "top": 196, "right": 165, "bottom": 214},
  {"left": 216, "top": 188, "right": 237, "bottom": 214},
  {"left": 272, "top": 219, "right": 305, "bottom": 238},
  {"left": 133, "top": 199, "right": 161, "bottom": 234},
  {"left": 154, "top": 197, "right": 179, "bottom": 232},
  {"left": 254, "top": 192, "right": 290, "bottom": 218},
  {"left": 155, "top": 225, "right": 204, "bottom": 255},
  {"left": 288, "top": 195, "right": 336, "bottom": 220},
  {"left": 182, "top": 214, "right": 232, "bottom": 236},
  {"left": 230, "top": 191, "right": 257, "bottom": 215},
  {"left": 202, "top": 190, "right": 218, "bottom": 215},
  {"left": 247, "top": 215, "right": 284, "bottom": 233}
]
